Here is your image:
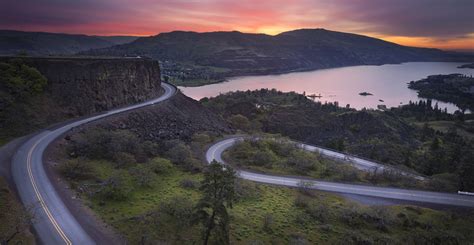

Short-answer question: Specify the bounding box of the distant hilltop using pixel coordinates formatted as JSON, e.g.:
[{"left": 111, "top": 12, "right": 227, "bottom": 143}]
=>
[
  {"left": 83, "top": 28, "right": 474, "bottom": 86},
  {"left": 0, "top": 30, "right": 138, "bottom": 56},
  {"left": 2, "top": 28, "right": 473, "bottom": 87}
]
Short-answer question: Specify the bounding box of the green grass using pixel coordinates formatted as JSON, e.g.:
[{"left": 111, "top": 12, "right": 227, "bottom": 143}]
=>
[{"left": 76, "top": 163, "right": 474, "bottom": 244}]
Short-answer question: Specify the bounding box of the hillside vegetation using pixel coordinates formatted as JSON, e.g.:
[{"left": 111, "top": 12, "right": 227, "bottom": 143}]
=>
[
  {"left": 408, "top": 74, "right": 474, "bottom": 111},
  {"left": 0, "top": 59, "right": 61, "bottom": 144},
  {"left": 83, "top": 29, "right": 466, "bottom": 86},
  {"left": 57, "top": 129, "right": 474, "bottom": 244},
  {"left": 202, "top": 89, "right": 474, "bottom": 192}
]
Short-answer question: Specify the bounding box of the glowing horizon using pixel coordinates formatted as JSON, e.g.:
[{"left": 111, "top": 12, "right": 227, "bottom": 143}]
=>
[{"left": 1, "top": 0, "right": 473, "bottom": 51}]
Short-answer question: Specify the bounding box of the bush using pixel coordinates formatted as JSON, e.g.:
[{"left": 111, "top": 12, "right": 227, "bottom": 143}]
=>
[
  {"left": 251, "top": 149, "right": 278, "bottom": 167},
  {"left": 228, "top": 114, "right": 251, "bottom": 131},
  {"left": 323, "top": 163, "right": 362, "bottom": 182},
  {"left": 339, "top": 204, "right": 363, "bottom": 227},
  {"left": 180, "top": 179, "right": 199, "bottom": 189},
  {"left": 262, "top": 213, "right": 274, "bottom": 232},
  {"left": 70, "top": 129, "right": 146, "bottom": 164},
  {"left": 165, "top": 142, "right": 193, "bottom": 165},
  {"left": 297, "top": 180, "right": 315, "bottom": 195},
  {"left": 147, "top": 158, "right": 174, "bottom": 174},
  {"left": 286, "top": 150, "right": 318, "bottom": 173},
  {"left": 306, "top": 203, "right": 327, "bottom": 223},
  {"left": 146, "top": 195, "right": 196, "bottom": 241},
  {"left": 59, "top": 158, "right": 93, "bottom": 180},
  {"left": 112, "top": 152, "right": 136, "bottom": 168},
  {"left": 294, "top": 194, "right": 311, "bottom": 208},
  {"left": 129, "top": 164, "right": 155, "bottom": 188},
  {"left": 234, "top": 179, "right": 261, "bottom": 201},
  {"left": 428, "top": 173, "right": 458, "bottom": 192},
  {"left": 191, "top": 133, "right": 211, "bottom": 146},
  {"left": 98, "top": 170, "right": 133, "bottom": 201},
  {"left": 289, "top": 233, "right": 309, "bottom": 245}
]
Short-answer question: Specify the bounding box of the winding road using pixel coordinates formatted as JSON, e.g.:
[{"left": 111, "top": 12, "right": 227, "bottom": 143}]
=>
[
  {"left": 8, "top": 80, "right": 474, "bottom": 245},
  {"left": 11, "top": 82, "right": 177, "bottom": 245},
  {"left": 206, "top": 137, "right": 474, "bottom": 208}
]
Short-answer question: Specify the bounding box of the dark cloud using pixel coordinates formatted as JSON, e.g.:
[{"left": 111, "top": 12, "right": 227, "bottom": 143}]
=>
[
  {"left": 335, "top": 0, "right": 474, "bottom": 37},
  {"left": 0, "top": 0, "right": 472, "bottom": 40}
]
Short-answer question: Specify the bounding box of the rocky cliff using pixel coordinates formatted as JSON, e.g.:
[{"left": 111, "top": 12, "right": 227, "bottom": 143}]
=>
[
  {"left": 1, "top": 57, "right": 162, "bottom": 115},
  {"left": 0, "top": 57, "right": 162, "bottom": 141}
]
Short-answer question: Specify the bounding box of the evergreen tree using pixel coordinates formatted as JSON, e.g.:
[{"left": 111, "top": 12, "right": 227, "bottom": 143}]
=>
[{"left": 195, "top": 161, "right": 236, "bottom": 245}]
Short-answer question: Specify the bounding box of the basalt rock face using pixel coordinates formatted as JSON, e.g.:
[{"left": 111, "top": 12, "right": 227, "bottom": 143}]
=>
[
  {"left": 1, "top": 57, "right": 162, "bottom": 116},
  {"left": 0, "top": 57, "right": 162, "bottom": 141}
]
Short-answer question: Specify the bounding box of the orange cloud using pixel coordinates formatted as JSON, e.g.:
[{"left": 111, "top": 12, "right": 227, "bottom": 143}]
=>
[{"left": 1, "top": 0, "right": 472, "bottom": 51}]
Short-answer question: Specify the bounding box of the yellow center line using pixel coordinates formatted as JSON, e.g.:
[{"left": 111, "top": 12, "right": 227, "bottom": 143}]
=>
[{"left": 27, "top": 134, "right": 72, "bottom": 245}]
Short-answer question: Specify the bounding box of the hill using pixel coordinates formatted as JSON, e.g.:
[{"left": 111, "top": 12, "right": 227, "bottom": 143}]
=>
[
  {"left": 0, "top": 30, "right": 137, "bottom": 55},
  {"left": 84, "top": 28, "right": 470, "bottom": 86}
]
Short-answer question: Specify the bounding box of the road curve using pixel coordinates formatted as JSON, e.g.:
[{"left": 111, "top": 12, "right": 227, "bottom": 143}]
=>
[
  {"left": 12, "top": 82, "right": 177, "bottom": 245},
  {"left": 206, "top": 137, "right": 474, "bottom": 208}
]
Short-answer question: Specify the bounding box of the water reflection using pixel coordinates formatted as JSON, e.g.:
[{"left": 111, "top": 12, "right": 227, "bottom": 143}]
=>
[{"left": 180, "top": 62, "right": 473, "bottom": 113}]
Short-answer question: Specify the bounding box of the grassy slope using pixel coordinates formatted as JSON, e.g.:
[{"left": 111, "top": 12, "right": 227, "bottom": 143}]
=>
[{"left": 79, "top": 162, "right": 474, "bottom": 244}]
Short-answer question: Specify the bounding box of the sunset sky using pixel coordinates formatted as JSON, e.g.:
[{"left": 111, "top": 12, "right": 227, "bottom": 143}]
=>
[{"left": 1, "top": 0, "right": 473, "bottom": 51}]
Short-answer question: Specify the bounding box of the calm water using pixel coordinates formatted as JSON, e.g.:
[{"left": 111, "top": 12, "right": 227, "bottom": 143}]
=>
[{"left": 180, "top": 62, "right": 473, "bottom": 113}]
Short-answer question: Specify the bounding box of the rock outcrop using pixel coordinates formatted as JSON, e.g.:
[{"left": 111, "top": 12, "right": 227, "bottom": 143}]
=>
[
  {"left": 0, "top": 56, "right": 162, "bottom": 140},
  {"left": 1, "top": 57, "right": 162, "bottom": 116}
]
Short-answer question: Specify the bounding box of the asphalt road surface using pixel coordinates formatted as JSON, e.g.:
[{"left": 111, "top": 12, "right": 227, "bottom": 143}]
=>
[
  {"left": 206, "top": 137, "right": 474, "bottom": 208},
  {"left": 11, "top": 82, "right": 177, "bottom": 245}
]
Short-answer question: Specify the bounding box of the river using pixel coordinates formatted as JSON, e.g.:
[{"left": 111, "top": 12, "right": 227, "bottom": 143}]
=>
[{"left": 180, "top": 62, "right": 473, "bottom": 113}]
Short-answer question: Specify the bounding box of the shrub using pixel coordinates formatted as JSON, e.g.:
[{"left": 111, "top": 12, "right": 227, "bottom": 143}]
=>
[
  {"left": 191, "top": 133, "right": 211, "bottom": 146},
  {"left": 288, "top": 233, "right": 309, "bottom": 245},
  {"left": 112, "top": 152, "right": 136, "bottom": 168},
  {"left": 286, "top": 150, "right": 318, "bottom": 173},
  {"left": 251, "top": 149, "right": 278, "bottom": 167},
  {"left": 297, "top": 180, "right": 315, "bottom": 195},
  {"left": 228, "top": 114, "right": 251, "bottom": 131},
  {"left": 234, "top": 179, "right": 261, "bottom": 201},
  {"left": 147, "top": 158, "right": 174, "bottom": 174},
  {"left": 70, "top": 129, "right": 145, "bottom": 164},
  {"left": 306, "top": 203, "right": 327, "bottom": 223},
  {"left": 59, "top": 158, "right": 93, "bottom": 180},
  {"left": 98, "top": 170, "right": 133, "bottom": 201},
  {"left": 180, "top": 179, "right": 199, "bottom": 189},
  {"left": 324, "top": 163, "right": 362, "bottom": 182},
  {"left": 165, "top": 142, "right": 193, "bottom": 165},
  {"left": 262, "top": 213, "right": 274, "bottom": 232},
  {"left": 150, "top": 196, "right": 196, "bottom": 240},
  {"left": 339, "top": 204, "right": 363, "bottom": 227},
  {"left": 129, "top": 164, "right": 155, "bottom": 188},
  {"left": 294, "top": 194, "right": 311, "bottom": 208}
]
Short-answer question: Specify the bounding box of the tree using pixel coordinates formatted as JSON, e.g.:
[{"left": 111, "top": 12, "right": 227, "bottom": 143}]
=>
[
  {"left": 194, "top": 161, "right": 236, "bottom": 245},
  {"left": 228, "top": 114, "right": 251, "bottom": 131}
]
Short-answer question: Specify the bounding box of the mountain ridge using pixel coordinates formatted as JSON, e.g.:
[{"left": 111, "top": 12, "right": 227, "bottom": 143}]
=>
[
  {"left": 83, "top": 28, "right": 471, "bottom": 86},
  {"left": 0, "top": 30, "right": 138, "bottom": 55}
]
